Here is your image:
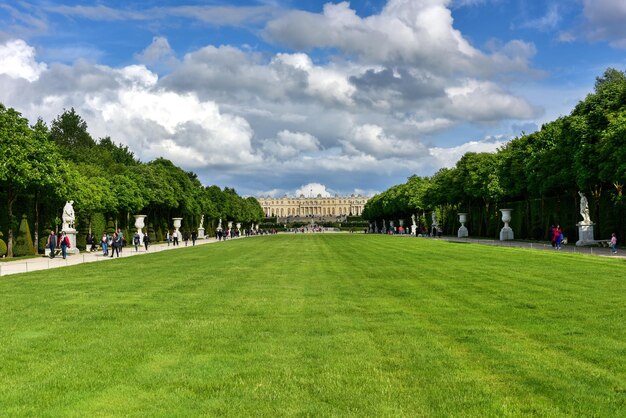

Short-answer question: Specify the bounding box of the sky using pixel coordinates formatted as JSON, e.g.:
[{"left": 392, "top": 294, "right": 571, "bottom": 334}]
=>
[{"left": 1, "top": 0, "right": 625, "bottom": 198}]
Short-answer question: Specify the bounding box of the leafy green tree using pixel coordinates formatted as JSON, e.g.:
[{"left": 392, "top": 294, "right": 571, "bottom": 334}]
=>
[{"left": 0, "top": 104, "right": 62, "bottom": 257}]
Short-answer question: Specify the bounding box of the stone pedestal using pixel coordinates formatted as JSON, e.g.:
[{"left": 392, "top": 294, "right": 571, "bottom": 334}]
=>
[
  {"left": 198, "top": 228, "right": 205, "bottom": 239},
  {"left": 499, "top": 209, "right": 514, "bottom": 241},
  {"left": 458, "top": 213, "right": 468, "bottom": 238},
  {"left": 576, "top": 223, "right": 595, "bottom": 246}
]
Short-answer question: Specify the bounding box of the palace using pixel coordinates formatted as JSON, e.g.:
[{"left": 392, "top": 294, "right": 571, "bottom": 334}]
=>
[{"left": 257, "top": 194, "right": 369, "bottom": 219}]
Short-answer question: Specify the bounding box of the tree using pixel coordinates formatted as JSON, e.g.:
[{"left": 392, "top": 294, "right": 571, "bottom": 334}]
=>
[{"left": 0, "top": 104, "right": 62, "bottom": 257}]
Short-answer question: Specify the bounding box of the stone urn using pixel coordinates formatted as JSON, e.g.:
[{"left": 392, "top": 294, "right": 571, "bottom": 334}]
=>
[
  {"left": 227, "top": 221, "right": 233, "bottom": 229},
  {"left": 172, "top": 217, "right": 183, "bottom": 235},
  {"left": 499, "top": 209, "right": 514, "bottom": 240},
  {"left": 458, "top": 213, "right": 468, "bottom": 238},
  {"left": 236, "top": 222, "right": 241, "bottom": 231},
  {"left": 134, "top": 214, "right": 147, "bottom": 243}
]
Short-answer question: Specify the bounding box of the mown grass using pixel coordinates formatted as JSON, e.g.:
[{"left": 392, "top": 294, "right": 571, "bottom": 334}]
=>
[{"left": 0, "top": 234, "right": 624, "bottom": 416}]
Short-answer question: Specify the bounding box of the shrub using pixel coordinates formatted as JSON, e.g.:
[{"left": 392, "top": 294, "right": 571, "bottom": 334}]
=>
[
  {"left": 106, "top": 218, "right": 115, "bottom": 234},
  {"left": 0, "top": 232, "right": 6, "bottom": 257},
  {"left": 13, "top": 215, "right": 36, "bottom": 257},
  {"left": 38, "top": 236, "right": 48, "bottom": 253},
  {"left": 155, "top": 226, "right": 163, "bottom": 243}
]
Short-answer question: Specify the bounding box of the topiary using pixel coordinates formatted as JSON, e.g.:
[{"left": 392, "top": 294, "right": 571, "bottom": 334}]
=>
[
  {"left": 0, "top": 231, "right": 7, "bottom": 257},
  {"left": 106, "top": 218, "right": 115, "bottom": 235},
  {"left": 13, "top": 214, "right": 36, "bottom": 257}
]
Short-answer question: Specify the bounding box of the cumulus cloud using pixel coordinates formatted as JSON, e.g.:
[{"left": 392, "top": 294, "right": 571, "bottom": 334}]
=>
[
  {"left": 0, "top": 39, "right": 47, "bottom": 81},
  {"left": 582, "top": 0, "right": 626, "bottom": 48},
  {"left": 264, "top": 0, "right": 536, "bottom": 76},
  {"left": 295, "top": 182, "right": 332, "bottom": 197},
  {"left": 429, "top": 136, "right": 509, "bottom": 168},
  {"left": 260, "top": 130, "right": 321, "bottom": 161}
]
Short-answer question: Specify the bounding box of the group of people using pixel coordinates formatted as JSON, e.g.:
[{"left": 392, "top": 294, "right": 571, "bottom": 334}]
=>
[
  {"left": 101, "top": 229, "right": 125, "bottom": 258},
  {"left": 165, "top": 230, "right": 198, "bottom": 246},
  {"left": 46, "top": 230, "right": 72, "bottom": 259},
  {"left": 549, "top": 225, "right": 564, "bottom": 250}
]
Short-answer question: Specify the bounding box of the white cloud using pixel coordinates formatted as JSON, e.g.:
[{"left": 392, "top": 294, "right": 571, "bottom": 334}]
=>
[
  {"left": 0, "top": 39, "right": 47, "bottom": 81},
  {"left": 429, "top": 136, "right": 508, "bottom": 168},
  {"left": 264, "top": 0, "right": 535, "bottom": 76},
  {"left": 519, "top": 4, "right": 561, "bottom": 31},
  {"left": 341, "top": 124, "right": 426, "bottom": 158},
  {"left": 295, "top": 183, "right": 332, "bottom": 197},
  {"left": 582, "top": 0, "right": 626, "bottom": 48},
  {"left": 446, "top": 79, "right": 540, "bottom": 121},
  {"left": 261, "top": 130, "right": 321, "bottom": 161}
]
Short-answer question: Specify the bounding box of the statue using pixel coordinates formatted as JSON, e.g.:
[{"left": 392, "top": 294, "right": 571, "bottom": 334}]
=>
[
  {"left": 411, "top": 214, "right": 416, "bottom": 226},
  {"left": 431, "top": 211, "right": 437, "bottom": 225},
  {"left": 62, "top": 200, "right": 75, "bottom": 230},
  {"left": 578, "top": 191, "right": 591, "bottom": 224},
  {"left": 217, "top": 218, "right": 223, "bottom": 231},
  {"left": 199, "top": 214, "right": 204, "bottom": 229}
]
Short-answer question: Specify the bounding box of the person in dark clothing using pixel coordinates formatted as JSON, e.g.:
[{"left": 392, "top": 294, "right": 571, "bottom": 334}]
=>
[
  {"left": 191, "top": 230, "right": 197, "bottom": 246},
  {"left": 143, "top": 233, "right": 150, "bottom": 251},
  {"left": 109, "top": 232, "right": 120, "bottom": 258},
  {"left": 47, "top": 230, "right": 57, "bottom": 259},
  {"left": 183, "top": 231, "right": 189, "bottom": 246},
  {"left": 133, "top": 232, "right": 141, "bottom": 252}
]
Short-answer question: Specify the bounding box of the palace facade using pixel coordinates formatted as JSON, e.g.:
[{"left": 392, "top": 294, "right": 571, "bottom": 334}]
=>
[{"left": 257, "top": 194, "right": 369, "bottom": 219}]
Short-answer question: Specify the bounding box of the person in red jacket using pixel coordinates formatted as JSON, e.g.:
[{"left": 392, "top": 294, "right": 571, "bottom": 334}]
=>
[{"left": 59, "top": 231, "right": 70, "bottom": 259}]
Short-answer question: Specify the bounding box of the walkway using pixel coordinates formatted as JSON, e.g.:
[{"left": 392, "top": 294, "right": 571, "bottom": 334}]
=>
[
  {"left": 0, "top": 236, "right": 231, "bottom": 277},
  {"left": 434, "top": 236, "right": 624, "bottom": 258}
]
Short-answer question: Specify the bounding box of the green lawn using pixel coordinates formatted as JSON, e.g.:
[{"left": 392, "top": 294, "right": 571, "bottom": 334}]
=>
[{"left": 0, "top": 234, "right": 624, "bottom": 416}]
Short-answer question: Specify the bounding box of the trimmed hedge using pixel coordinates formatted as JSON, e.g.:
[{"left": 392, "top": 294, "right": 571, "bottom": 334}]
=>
[{"left": 13, "top": 215, "right": 35, "bottom": 257}]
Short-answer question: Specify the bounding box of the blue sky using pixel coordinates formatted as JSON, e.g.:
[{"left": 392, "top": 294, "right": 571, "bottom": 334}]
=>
[{"left": 1, "top": 0, "right": 625, "bottom": 197}]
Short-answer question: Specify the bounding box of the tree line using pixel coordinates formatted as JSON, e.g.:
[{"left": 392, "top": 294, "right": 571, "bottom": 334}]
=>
[
  {"left": 0, "top": 106, "right": 264, "bottom": 258},
  {"left": 363, "top": 68, "right": 626, "bottom": 243}
]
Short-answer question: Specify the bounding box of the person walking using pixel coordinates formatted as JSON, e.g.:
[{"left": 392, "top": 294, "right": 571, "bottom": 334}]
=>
[
  {"left": 59, "top": 231, "right": 70, "bottom": 259},
  {"left": 183, "top": 230, "right": 189, "bottom": 246},
  {"left": 143, "top": 233, "right": 150, "bottom": 251},
  {"left": 117, "top": 228, "right": 124, "bottom": 254},
  {"left": 191, "top": 230, "right": 197, "bottom": 246},
  {"left": 133, "top": 231, "right": 140, "bottom": 252},
  {"left": 555, "top": 225, "right": 563, "bottom": 250},
  {"left": 109, "top": 232, "right": 120, "bottom": 258},
  {"left": 173, "top": 230, "right": 179, "bottom": 246},
  {"left": 166, "top": 230, "right": 171, "bottom": 246},
  {"left": 101, "top": 232, "right": 109, "bottom": 256},
  {"left": 47, "top": 230, "right": 57, "bottom": 259},
  {"left": 610, "top": 233, "right": 617, "bottom": 254}
]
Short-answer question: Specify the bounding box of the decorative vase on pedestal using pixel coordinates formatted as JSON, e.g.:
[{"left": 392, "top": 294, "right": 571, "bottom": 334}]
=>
[
  {"left": 134, "top": 214, "right": 146, "bottom": 243},
  {"left": 172, "top": 218, "right": 182, "bottom": 236},
  {"left": 458, "top": 213, "right": 468, "bottom": 238},
  {"left": 499, "top": 209, "right": 514, "bottom": 241}
]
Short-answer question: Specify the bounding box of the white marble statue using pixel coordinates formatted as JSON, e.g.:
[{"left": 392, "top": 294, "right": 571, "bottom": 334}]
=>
[
  {"left": 217, "top": 218, "right": 223, "bottom": 231},
  {"left": 199, "top": 214, "right": 204, "bottom": 229},
  {"left": 62, "top": 200, "right": 75, "bottom": 230},
  {"left": 431, "top": 211, "right": 437, "bottom": 226},
  {"left": 578, "top": 191, "right": 591, "bottom": 224},
  {"left": 411, "top": 214, "right": 416, "bottom": 226}
]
